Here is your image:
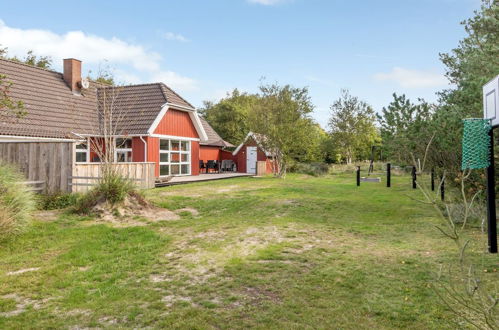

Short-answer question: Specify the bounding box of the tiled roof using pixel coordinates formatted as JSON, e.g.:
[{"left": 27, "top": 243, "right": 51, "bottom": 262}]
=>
[
  {"left": 0, "top": 58, "right": 197, "bottom": 139},
  {"left": 199, "top": 116, "right": 234, "bottom": 147},
  {"left": 0, "top": 58, "right": 98, "bottom": 139}
]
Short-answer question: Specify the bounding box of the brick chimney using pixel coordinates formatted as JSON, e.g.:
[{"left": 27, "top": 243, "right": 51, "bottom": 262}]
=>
[{"left": 63, "top": 58, "right": 82, "bottom": 92}]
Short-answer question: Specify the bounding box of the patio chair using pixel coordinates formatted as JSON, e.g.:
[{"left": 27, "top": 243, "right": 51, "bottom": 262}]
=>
[
  {"left": 199, "top": 160, "right": 206, "bottom": 173},
  {"left": 206, "top": 160, "right": 219, "bottom": 173},
  {"left": 222, "top": 160, "right": 234, "bottom": 172}
]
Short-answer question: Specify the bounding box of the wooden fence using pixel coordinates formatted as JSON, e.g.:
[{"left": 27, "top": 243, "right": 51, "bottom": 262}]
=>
[
  {"left": 256, "top": 161, "right": 267, "bottom": 176},
  {"left": 0, "top": 142, "right": 73, "bottom": 193},
  {"left": 71, "top": 162, "right": 156, "bottom": 193}
]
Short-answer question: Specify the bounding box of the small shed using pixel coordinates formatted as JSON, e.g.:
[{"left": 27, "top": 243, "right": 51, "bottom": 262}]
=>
[{"left": 231, "top": 132, "right": 274, "bottom": 175}]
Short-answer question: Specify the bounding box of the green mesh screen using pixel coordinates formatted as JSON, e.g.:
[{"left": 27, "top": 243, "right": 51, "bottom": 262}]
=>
[{"left": 461, "top": 118, "right": 492, "bottom": 170}]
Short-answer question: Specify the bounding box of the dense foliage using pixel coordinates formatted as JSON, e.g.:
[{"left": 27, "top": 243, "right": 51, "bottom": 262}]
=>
[
  {"left": 377, "top": 93, "right": 434, "bottom": 166},
  {"left": 328, "top": 89, "right": 379, "bottom": 164},
  {"left": 377, "top": 0, "right": 498, "bottom": 182},
  {"left": 200, "top": 89, "right": 257, "bottom": 145}
]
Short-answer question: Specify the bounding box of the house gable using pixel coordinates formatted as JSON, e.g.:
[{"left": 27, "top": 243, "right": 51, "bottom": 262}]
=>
[{"left": 153, "top": 109, "right": 199, "bottom": 138}]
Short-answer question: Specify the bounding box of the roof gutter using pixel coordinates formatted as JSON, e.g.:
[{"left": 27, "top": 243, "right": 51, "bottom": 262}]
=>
[
  {"left": 0, "top": 135, "right": 81, "bottom": 143},
  {"left": 139, "top": 136, "right": 147, "bottom": 162}
]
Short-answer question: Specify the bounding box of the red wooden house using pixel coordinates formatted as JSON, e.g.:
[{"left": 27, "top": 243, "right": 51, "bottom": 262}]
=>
[
  {"left": 0, "top": 57, "right": 233, "bottom": 179},
  {"left": 231, "top": 132, "right": 275, "bottom": 175}
]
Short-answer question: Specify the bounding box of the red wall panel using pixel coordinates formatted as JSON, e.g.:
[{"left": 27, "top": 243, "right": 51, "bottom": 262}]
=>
[
  {"left": 200, "top": 146, "right": 221, "bottom": 162},
  {"left": 191, "top": 141, "right": 200, "bottom": 175},
  {"left": 146, "top": 137, "right": 160, "bottom": 177},
  {"left": 154, "top": 109, "right": 199, "bottom": 138},
  {"left": 132, "top": 137, "right": 146, "bottom": 162}
]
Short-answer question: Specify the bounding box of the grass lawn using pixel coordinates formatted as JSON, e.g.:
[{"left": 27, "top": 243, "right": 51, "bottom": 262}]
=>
[{"left": 0, "top": 172, "right": 495, "bottom": 329}]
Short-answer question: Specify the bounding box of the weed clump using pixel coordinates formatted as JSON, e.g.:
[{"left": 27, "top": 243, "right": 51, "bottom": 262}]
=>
[
  {"left": 73, "top": 173, "right": 137, "bottom": 214},
  {"left": 0, "top": 162, "right": 35, "bottom": 240}
]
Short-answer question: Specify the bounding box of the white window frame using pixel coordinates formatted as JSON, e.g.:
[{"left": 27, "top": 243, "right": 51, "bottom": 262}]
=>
[
  {"left": 159, "top": 139, "right": 191, "bottom": 176},
  {"left": 75, "top": 139, "right": 90, "bottom": 163},
  {"left": 115, "top": 137, "right": 133, "bottom": 163}
]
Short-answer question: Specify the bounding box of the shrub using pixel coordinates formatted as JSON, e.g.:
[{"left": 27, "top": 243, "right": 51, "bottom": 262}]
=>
[
  {"left": 0, "top": 162, "right": 35, "bottom": 240},
  {"left": 73, "top": 173, "right": 137, "bottom": 214},
  {"left": 37, "top": 192, "right": 79, "bottom": 210},
  {"left": 290, "top": 162, "right": 330, "bottom": 176}
]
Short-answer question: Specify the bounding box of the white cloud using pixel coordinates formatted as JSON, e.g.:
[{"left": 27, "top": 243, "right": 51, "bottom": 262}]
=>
[
  {"left": 162, "top": 32, "right": 189, "bottom": 42},
  {"left": 0, "top": 20, "right": 197, "bottom": 91},
  {"left": 247, "top": 0, "right": 288, "bottom": 5},
  {"left": 373, "top": 67, "right": 448, "bottom": 88},
  {"left": 150, "top": 71, "right": 198, "bottom": 92}
]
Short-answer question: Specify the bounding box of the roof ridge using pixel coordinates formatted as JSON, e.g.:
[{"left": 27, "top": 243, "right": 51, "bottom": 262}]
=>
[
  {"left": 0, "top": 57, "right": 62, "bottom": 75},
  {"left": 159, "top": 82, "right": 195, "bottom": 109}
]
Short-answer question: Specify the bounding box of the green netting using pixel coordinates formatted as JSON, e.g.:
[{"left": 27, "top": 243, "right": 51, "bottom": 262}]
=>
[{"left": 461, "top": 118, "right": 492, "bottom": 170}]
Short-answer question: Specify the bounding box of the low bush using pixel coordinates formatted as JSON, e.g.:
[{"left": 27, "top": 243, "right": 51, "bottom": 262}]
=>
[
  {"left": 73, "top": 173, "right": 137, "bottom": 214},
  {"left": 0, "top": 162, "right": 35, "bottom": 240},
  {"left": 290, "top": 162, "right": 330, "bottom": 176},
  {"left": 37, "top": 192, "right": 79, "bottom": 210}
]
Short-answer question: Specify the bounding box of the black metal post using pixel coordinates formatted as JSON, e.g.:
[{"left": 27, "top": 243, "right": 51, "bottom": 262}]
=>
[
  {"left": 486, "top": 128, "right": 498, "bottom": 253},
  {"left": 386, "top": 163, "right": 391, "bottom": 188},
  {"left": 431, "top": 168, "right": 435, "bottom": 191},
  {"left": 412, "top": 166, "right": 417, "bottom": 189},
  {"left": 440, "top": 175, "right": 445, "bottom": 201},
  {"left": 356, "top": 166, "right": 360, "bottom": 186}
]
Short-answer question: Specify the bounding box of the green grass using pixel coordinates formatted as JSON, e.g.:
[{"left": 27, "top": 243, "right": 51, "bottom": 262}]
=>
[{"left": 0, "top": 173, "right": 495, "bottom": 329}]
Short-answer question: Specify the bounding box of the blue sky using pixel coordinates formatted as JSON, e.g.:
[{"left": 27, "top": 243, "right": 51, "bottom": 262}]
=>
[{"left": 0, "top": 0, "right": 480, "bottom": 128}]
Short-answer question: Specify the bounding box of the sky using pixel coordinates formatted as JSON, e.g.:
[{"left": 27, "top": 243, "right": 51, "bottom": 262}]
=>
[{"left": 0, "top": 0, "right": 481, "bottom": 128}]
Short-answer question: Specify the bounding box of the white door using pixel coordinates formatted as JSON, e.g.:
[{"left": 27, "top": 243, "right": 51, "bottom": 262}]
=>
[{"left": 246, "top": 146, "right": 257, "bottom": 174}]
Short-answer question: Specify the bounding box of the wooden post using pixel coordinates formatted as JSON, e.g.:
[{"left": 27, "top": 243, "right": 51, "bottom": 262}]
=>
[
  {"left": 356, "top": 166, "right": 360, "bottom": 186},
  {"left": 386, "top": 163, "right": 391, "bottom": 188},
  {"left": 485, "top": 129, "right": 498, "bottom": 253},
  {"left": 412, "top": 166, "right": 417, "bottom": 189}
]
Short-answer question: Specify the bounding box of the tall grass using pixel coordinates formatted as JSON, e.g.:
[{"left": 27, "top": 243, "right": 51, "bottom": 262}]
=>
[{"left": 0, "top": 162, "right": 35, "bottom": 240}]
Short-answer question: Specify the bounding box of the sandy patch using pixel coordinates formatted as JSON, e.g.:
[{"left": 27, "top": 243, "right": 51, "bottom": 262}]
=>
[
  {"left": 162, "top": 295, "right": 193, "bottom": 307},
  {"left": 152, "top": 225, "right": 323, "bottom": 285},
  {"left": 6, "top": 267, "right": 40, "bottom": 276},
  {"left": 157, "top": 184, "right": 273, "bottom": 198},
  {"left": 86, "top": 194, "right": 180, "bottom": 227},
  {"left": 0, "top": 294, "right": 51, "bottom": 317}
]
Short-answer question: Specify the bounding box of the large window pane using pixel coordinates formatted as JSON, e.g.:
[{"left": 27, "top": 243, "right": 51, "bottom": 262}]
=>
[
  {"left": 181, "top": 164, "right": 189, "bottom": 174},
  {"left": 171, "top": 153, "right": 180, "bottom": 163},
  {"left": 160, "top": 153, "right": 169, "bottom": 162},
  {"left": 160, "top": 165, "right": 170, "bottom": 176},
  {"left": 171, "top": 165, "right": 180, "bottom": 175},
  {"left": 116, "top": 151, "right": 132, "bottom": 162},
  {"left": 76, "top": 143, "right": 87, "bottom": 150},
  {"left": 160, "top": 140, "right": 169, "bottom": 151},
  {"left": 181, "top": 141, "right": 189, "bottom": 151},
  {"left": 116, "top": 138, "right": 132, "bottom": 148},
  {"left": 181, "top": 154, "right": 189, "bottom": 162},
  {"left": 76, "top": 152, "right": 87, "bottom": 162},
  {"left": 171, "top": 141, "right": 180, "bottom": 151}
]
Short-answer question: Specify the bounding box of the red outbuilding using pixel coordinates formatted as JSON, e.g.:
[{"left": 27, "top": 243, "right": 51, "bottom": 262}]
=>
[{"left": 231, "top": 132, "right": 275, "bottom": 175}]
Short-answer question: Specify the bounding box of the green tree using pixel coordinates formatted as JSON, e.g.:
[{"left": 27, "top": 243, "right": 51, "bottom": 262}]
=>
[
  {"left": 0, "top": 74, "right": 26, "bottom": 122},
  {"left": 432, "top": 0, "right": 498, "bottom": 172},
  {"left": 199, "top": 89, "right": 258, "bottom": 144},
  {"left": 377, "top": 93, "right": 434, "bottom": 166},
  {"left": 249, "top": 83, "right": 316, "bottom": 177},
  {"left": 328, "top": 89, "right": 379, "bottom": 164}
]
